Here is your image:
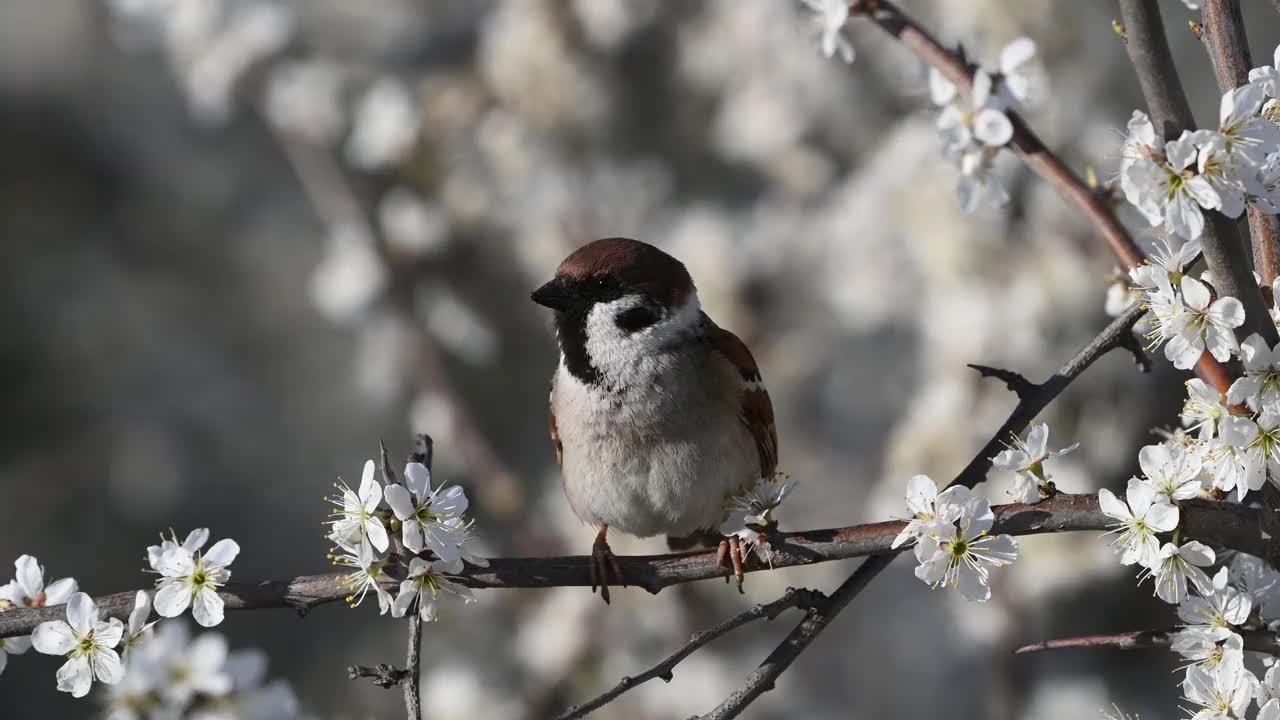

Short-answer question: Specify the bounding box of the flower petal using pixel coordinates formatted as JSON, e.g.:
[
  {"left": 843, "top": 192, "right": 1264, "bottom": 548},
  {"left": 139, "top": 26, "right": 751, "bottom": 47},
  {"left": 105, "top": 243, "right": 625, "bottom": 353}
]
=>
[
  {"left": 182, "top": 528, "right": 211, "bottom": 553},
  {"left": 384, "top": 483, "right": 416, "bottom": 521},
  {"left": 403, "top": 462, "right": 431, "bottom": 498},
  {"left": 1097, "top": 488, "right": 1131, "bottom": 521},
  {"left": 904, "top": 474, "right": 939, "bottom": 516},
  {"left": 203, "top": 539, "right": 240, "bottom": 569},
  {"left": 128, "top": 591, "right": 151, "bottom": 634},
  {"left": 56, "top": 655, "right": 93, "bottom": 698},
  {"left": 41, "top": 578, "right": 77, "bottom": 606},
  {"left": 153, "top": 581, "right": 192, "bottom": 618},
  {"left": 192, "top": 588, "right": 226, "bottom": 628},
  {"left": 91, "top": 647, "right": 124, "bottom": 685},
  {"left": 31, "top": 621, "right": 76, "bottom": 655},
  {"left": 14, "top": 555, "right": 43, "bottom": 599},
  {"left": 65, "top": 592, "right": 97, "bottom": 636},
  {"left": 1144, "top": 501, "right": 1181, "bottom": 533}
]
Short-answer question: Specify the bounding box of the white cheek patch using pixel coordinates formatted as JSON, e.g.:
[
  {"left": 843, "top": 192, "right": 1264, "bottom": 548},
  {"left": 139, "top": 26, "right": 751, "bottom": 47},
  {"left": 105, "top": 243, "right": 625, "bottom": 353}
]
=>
[{"left": 583, "top": 293, "right": 701, "bottom": 385}]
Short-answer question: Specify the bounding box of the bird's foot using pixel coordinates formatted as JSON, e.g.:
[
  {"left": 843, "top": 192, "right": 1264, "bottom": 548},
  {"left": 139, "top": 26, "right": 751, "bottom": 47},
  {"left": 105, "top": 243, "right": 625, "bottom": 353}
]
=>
[
  {"left": 716, "top": 535, "right": 746, "bottom": 593},
  {"left": 591, "top": 526, "right": 627, "bottom": 604}
]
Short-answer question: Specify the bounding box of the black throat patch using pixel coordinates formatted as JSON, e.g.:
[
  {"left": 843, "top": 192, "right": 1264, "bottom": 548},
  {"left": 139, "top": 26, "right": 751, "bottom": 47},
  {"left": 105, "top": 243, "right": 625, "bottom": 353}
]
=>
[{"left": 554, "top": 307, "right": 600, "bottom": 385}]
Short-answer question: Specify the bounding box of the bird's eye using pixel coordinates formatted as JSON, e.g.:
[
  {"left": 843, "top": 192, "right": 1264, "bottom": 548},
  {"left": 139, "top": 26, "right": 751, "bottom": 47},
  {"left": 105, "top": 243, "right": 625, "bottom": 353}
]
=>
[
  {"left": 615, "top": 305, "right": 661, "bottom": 333},
  {"left": 595, "top": 277, "right": 611, "bottom": 288}
]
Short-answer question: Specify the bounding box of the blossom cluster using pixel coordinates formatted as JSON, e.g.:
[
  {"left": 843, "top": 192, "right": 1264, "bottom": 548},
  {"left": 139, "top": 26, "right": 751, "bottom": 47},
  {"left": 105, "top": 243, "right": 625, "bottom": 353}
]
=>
[
  {"left": 325, "top": 459, "right": 485, "bottom": 621},
  {"left": 104, "top": 621, "right": 305, "bottom": 720},
  {"left": 1120, "top": 53, "right": 1280, "bottom": 242},
  {"left": 889, "top": 421, "right": 1074, "bottom": 603},
  {"left": 926, "top": 38, "right": 1038, "bottom": 213},
  {"left": 0, "top": 526, "right": 245, "bottom": 703}
]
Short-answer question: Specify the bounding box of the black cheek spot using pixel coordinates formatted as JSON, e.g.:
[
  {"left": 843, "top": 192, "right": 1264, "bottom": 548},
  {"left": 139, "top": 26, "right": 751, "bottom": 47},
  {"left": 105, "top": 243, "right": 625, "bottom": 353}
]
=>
[{"left": 615, "top": 306, "right": 661, "bottom": 333}]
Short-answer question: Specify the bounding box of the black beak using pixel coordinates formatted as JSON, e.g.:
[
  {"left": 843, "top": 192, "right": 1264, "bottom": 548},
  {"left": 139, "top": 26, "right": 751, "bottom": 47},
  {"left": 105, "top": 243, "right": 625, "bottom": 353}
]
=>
[{"left": 531, "top": 278, "right": 575, "bottom": 312}]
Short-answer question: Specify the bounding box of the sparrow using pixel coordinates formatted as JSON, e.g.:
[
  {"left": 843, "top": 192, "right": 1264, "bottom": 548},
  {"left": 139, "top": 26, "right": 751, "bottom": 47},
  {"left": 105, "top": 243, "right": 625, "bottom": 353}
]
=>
[{"left": 531, "top": 237, "right": 778, "bottom": 603}]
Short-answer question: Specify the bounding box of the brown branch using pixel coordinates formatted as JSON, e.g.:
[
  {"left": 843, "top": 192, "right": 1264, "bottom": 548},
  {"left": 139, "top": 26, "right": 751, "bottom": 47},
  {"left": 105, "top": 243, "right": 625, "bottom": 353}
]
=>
[
  {"left": 2, "top": 491, "right": 1271, "bottom": 640},
  {"left": 554, "top": 588, "right": 827, "bottom": 720},
  {"left": 1199, "top": 0, "right": 1280, "bottom": 289},
  {"left": 1015, "top": 628, "right": 1280, "bottom": 655},
  {"left": 403, "top": 613, "right": 422, "bottom": 719},
  {"left": 1117, "top": 0, "right": 1196, "bottom": 140}
]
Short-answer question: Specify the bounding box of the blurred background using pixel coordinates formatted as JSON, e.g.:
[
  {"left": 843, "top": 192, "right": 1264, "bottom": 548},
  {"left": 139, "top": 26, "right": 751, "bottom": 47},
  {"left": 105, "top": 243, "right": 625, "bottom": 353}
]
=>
[{"left": 1, "top": 0, "right": 1275, "bottom": 717}]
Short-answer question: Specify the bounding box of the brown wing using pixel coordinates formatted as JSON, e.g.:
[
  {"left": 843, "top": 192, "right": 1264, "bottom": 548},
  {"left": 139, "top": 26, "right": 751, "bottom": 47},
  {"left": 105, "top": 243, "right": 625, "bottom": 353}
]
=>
[
  {"left": 548, "top": 380, "right": 563, "bottom": 467},
  {"left": 704, "top": 316, "right": 778, "bottom": 479}
]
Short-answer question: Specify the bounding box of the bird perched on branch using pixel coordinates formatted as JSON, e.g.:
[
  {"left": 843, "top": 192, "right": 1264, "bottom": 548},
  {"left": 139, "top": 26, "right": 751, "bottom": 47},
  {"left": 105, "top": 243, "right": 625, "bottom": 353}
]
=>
[{"left": 531, "top": 238, "right": 778, "bottom": 603}]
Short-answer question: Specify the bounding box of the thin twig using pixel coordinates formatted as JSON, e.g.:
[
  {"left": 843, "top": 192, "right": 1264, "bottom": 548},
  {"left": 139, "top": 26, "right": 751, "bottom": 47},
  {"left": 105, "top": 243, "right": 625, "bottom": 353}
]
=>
[
  {"left": 555, "top": 588, "right": 826, "bottom": 720},
  {"left": 1015, "top": 628, "right": 1280, "bottom": 655},
  {"left": 3, "top": 489, "right": 1271, "bottom": 640},
  {"left": 404, "top": 613, "right": 423, "bottom": 720},
  {"left": 1199, "top": 0, "right": 1280, "bottom": 289}
]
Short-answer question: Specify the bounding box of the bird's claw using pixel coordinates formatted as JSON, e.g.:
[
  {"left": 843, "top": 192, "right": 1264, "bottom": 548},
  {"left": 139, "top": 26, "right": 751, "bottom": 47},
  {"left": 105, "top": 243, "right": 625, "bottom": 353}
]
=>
[{"left": 591, "top": 527, "right": 627, "bottom": 604}]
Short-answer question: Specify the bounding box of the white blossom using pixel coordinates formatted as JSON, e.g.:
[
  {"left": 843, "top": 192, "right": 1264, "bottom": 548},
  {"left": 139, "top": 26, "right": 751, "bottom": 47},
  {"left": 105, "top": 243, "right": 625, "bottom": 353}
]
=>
[
  {"left": 390, "top": 557, "right": 474, "bottom": 621},
  {"left": 1097, "top": 477, "right": 1179, "bottom": 567},
  {"left": 1179, "top": 568, "right": 1253, "bottom": 643},
  {"left": 1122, "top": 131, "right": 1221, "bottom": 240},
  {"left": 1222, "top": 411, "right": 1280, "bottom": 497},
  {"left": 0, "top": 554, "right": 78, "bottom": 676},
  {"left": 331, "top": 537, "right": 394, "bottom": 615},
  {"left": 1162, "top": 276, "right": 1243, "bottom": 370},
  {"left": 912, "top": 494, "right": 1018, "bottom": 602},
  {"left": 1248, "top": 152, "right": 1280, "bottom": 214},
  {"left": 1230, "top": 553, "right": 1280, "bottom": 620},
  {"left": 1228, "top": 333, "right": 1280, "bottom": 412},
  {"left": 153, "top": 532, "right": 240, "bottom": 628},
  {"left": 1182, "top": 653, "right": 1256, "bottom": 720},
  {"left": 1172, "top": 629, "right": 1243, "bottom": 671},
  {"left": 992, "top": 422, "right": 1078, "bottom": 502},
  {"left": 121, "top": 590, "right": 157, "bottom": 661},
  {"left": 1183, "top": 378, "right": 1230, "bottom": 439},
  {"left": 891, "top": 474, "right": 968, "bottom": 549},
  {"left": 801, "top": 0, "right": 854, "bottom": 63},
  {"left": 1196, "top": 83, "right": 1280, "bottom": 175},
  {"left": 1136, "top": 441, "right": 1204, "bottom": 502},
  {"left": 384, "top": 462, "right": 468, "bottom": 563},
  {"left": 31, "top": 592, "right": 125, "bottom": 698},
  {"left": 0, "top": 554, "right": 78, "bottom": 609},
  {"left": 326, "top": 459, "right": 390, "bottom": 554},
  {"left": 1138, "top": 540, "right": 1215, "bottom": 604}
]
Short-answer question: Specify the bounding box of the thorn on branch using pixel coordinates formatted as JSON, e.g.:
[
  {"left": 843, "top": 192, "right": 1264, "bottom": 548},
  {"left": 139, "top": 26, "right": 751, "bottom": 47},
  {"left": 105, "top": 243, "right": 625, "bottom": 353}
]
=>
[
  {"left": 348, "top": 663, "right": 411, "bottom": 689},
  {"left": 967, "top": 364, "right": 1038, "bottom": 399},
  {"left": 379, "top": 438, "right": 398, "bottom": 485}
]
